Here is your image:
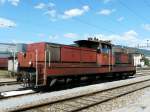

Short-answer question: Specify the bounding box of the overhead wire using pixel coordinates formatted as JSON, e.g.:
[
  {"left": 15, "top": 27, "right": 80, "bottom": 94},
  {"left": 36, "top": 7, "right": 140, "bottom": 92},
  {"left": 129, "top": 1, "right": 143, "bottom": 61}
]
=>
[
  {"left": 29, "top": 0, "right": 118, "bottom": 34},
  {"left": 118, "top": 0, "right": 149, "bottom": 23},
  {"left": 143, "top": 0, "right": 150, "bottom": 8},
  {"left": 117, "top": 0, "right": 150, "bottom": 48},
  {"left": 79, "top": 0, "right": 150, "bottom": 48},
  {"left": 67, "top": 0, "right": 119, "bottom": 34},
  {"left": 77, "top": 0, "right": 129, "bottom": 32},
  {"left": 62, "top": 2, "right": 117, "bottom": 34},
  {"left": 73, "top": 17, "right": 117, "bottom": 34},
  {"left": 28, "top": 0, "right": 150, "bottom": 35}
]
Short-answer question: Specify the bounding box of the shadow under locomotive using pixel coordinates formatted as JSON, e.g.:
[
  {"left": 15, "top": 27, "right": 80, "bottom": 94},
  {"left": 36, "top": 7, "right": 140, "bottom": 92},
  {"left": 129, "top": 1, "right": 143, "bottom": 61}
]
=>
[{"left": 30, "top": 74, "right": 134, "bottom": 93}]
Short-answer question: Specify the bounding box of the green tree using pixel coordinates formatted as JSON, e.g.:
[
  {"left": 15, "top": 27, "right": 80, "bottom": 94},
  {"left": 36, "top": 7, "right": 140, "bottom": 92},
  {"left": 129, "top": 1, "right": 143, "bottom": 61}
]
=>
[{"left": 143, "top": 57, "right": 150, "bottom": 66}]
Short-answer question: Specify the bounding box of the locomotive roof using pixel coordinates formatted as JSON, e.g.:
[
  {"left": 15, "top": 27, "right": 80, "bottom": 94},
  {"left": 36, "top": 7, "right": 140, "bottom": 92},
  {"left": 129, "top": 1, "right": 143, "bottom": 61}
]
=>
[
  {"left": 74, "top": 40, "right": 112, "bottom": 46},
  {"left": 28, "top": 39, "right": 112, "bottom": 48}
]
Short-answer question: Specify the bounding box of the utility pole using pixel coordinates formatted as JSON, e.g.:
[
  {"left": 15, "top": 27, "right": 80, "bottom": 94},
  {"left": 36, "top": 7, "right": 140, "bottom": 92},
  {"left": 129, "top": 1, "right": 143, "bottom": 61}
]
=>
[
  {"left": 136, "top": 40, "right": 150, "bottom": 49},
  {"left": 147, "top": 40, "right": 149, "bottom": 47},
  {"left": 13, "top": 51, "right": 15, "bottom": 77}
]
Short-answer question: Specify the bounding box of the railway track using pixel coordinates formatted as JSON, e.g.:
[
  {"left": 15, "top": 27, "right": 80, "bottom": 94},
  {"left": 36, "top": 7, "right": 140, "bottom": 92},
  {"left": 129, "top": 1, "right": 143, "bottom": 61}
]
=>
[
  {"left": 22, "top": 76, "right": 150, "bottom": 112},
  {"left": 136, "top": 69, "right": 150, "bottom": 73},
  {"left": 0, "top": 81, "right": 20, "bottom": 86},
  {"left": 135, "top": 69, "right": 150, "bottom": 77},
  {"left": 0, "top": 70, "right": 147, "bottom": 100},
  {"left": 1, "top": 75, "right": 150, "bottom": 112}
]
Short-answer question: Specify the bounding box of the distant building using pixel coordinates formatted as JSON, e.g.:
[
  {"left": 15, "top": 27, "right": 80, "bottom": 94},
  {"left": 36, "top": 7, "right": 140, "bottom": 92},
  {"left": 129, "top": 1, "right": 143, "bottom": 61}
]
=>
[
  {"left": 113, "top": 45, "right": 146, "bottom": 67},
  {"left": 0, "top": 43, "right": 26, "bottom": 58},
  {"left": 0, "top": 43, "right": 16, "bottom": 58},
  {"left": 0, "top": 43, "right": 26, "bottom": 70},
  {"left": 132, "top": 53, "right": 144, "bottom": 67}
]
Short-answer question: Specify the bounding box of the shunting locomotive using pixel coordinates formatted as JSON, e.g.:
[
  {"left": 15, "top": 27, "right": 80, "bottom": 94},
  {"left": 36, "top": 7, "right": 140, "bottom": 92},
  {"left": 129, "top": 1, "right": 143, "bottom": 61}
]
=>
[{"left": 17, "top": 38, "right": 136, "bottom": 87}]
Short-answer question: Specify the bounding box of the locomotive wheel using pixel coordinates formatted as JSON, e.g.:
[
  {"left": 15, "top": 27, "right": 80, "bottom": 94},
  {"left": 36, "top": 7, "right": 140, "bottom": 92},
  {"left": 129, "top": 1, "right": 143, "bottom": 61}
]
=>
[
  {"left": 64, "top": 78, "right": 71, "bottom": 84},
  {"left": 87, "top": 76, "right": 96, "bottom": 83},
  {"left": 120, "top": 73, "right": 129, "bottom": 79},
  {"left": 46, "top": 77, "right": 51, "bottom": 87},
  {"left": 46, "top": 77, "right": 57, "bottom": 87},
  {"left": 72, "top": 76, "right": 80, "bottom": 83}
]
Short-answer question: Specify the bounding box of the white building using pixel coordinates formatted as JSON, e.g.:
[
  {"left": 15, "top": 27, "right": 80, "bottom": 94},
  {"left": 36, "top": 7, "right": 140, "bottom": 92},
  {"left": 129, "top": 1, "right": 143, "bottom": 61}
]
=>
[
  {"left": 133, "top": 53, "right": 144, "bottom": 67},
  {"left": 0, "top": 43, "right": 26, "bottom": 57},
  {"left": 0, "top": 43, "right": 26, "bottom": 72}
]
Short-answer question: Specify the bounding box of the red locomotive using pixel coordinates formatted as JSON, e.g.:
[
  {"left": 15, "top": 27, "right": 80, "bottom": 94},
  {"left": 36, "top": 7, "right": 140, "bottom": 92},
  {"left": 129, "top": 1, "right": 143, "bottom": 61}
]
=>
[
  {"left": 17, "top": 38, "right": 136, "bottom": 87},
  {"left": 0, "top": 58, "right": 8, "bottom": 69}
]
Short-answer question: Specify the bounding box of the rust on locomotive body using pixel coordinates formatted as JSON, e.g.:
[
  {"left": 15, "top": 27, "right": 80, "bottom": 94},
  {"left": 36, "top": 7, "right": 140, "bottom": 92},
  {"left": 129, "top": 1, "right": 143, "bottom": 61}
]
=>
[{"left": 17, "top": 38, "right": 136, "bottom": 87}]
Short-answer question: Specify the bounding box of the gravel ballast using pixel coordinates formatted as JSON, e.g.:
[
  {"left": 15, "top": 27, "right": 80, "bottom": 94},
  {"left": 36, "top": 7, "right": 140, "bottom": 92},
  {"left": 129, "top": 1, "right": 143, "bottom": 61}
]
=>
[
  {"left": 80, "top": 87, "right": 150, "bottom": 112},
  {"left": 109, "top": 87, "right": 150, "bottom": 112},
  {"left": 0, "top": 75, "right": 150, "bottom": 112}
]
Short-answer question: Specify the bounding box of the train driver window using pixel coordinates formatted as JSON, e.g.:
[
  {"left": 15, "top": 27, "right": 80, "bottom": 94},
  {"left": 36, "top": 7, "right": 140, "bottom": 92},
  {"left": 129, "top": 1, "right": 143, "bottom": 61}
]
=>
[{"left": 102, "top": 44, "right": 111, "bottom": 54}]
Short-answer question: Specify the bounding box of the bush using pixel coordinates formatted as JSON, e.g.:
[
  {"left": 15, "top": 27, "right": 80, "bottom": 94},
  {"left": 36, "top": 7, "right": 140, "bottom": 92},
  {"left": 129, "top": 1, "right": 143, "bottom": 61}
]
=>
[{"left": 143, "top": 57, "right": 150, "bottom": 66}]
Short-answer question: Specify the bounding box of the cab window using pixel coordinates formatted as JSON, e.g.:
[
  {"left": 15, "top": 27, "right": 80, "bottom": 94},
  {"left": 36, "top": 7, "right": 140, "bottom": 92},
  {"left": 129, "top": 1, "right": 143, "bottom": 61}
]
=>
[{"left": 101, "top": 44, "right": 111, "bottom": 54}]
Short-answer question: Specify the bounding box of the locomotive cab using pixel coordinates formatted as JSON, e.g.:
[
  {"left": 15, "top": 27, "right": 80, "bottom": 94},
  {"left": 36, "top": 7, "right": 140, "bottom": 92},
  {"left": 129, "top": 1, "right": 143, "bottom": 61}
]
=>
[
  {"left": 75, "top": 38, "right": 114, "bottom": 68},
  {"left": 74, "top": 38, "right": 112, "bottom": 53}
]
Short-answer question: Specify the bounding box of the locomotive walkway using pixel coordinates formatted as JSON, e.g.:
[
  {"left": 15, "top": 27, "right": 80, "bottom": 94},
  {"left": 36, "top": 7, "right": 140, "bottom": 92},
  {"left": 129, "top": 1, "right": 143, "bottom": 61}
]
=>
[{"left": 0, "top": 74, "right": 150, "bottom": 112}]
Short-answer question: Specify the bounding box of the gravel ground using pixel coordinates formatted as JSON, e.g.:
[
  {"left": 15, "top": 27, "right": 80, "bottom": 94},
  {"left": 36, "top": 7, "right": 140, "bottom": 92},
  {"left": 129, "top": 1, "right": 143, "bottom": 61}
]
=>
[
  {"left": 81, "top": 87, "right": 149, "bottom": 112},
  {"left": 0, "top": 84, "right": 25, "bottom": 92},
  {"left": 110, "top": 87, "right": 150, "bottom": 112},
  {"left": 27, "top": 79, "right": 150, "bottom": 112},
  {"left": 0, "top": 70, "right": 149, "bottom": 112},
  {"left": 0, "top": 75, "right": 150, "bottom": 112}
]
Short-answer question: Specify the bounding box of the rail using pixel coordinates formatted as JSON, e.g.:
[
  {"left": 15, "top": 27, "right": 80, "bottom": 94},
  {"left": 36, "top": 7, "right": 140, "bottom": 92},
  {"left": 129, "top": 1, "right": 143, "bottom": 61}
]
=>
[
  {"left": 0, "top": 81, "right": 20, "bottom": 86},
  {"left": 0, "top": 75, "right": 150, "bottom": 112}
]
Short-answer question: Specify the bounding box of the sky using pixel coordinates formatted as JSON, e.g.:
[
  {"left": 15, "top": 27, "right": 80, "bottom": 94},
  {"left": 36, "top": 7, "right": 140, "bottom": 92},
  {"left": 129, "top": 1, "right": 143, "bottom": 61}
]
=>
[{"left": 0, "top": 0, "right": 150, "bottom": 49}]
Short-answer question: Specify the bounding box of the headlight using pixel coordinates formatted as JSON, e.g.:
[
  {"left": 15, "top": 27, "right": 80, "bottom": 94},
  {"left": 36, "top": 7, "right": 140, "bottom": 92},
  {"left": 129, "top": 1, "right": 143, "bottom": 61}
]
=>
[{"left": 29, "top": 61, "right": 32, "bottom": 65}]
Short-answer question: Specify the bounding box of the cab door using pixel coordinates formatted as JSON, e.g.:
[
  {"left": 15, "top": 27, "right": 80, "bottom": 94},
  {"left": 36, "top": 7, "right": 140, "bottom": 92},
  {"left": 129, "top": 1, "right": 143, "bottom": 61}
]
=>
[{"left": 97, "top": 44, "right": 113, "bottom": 67}]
